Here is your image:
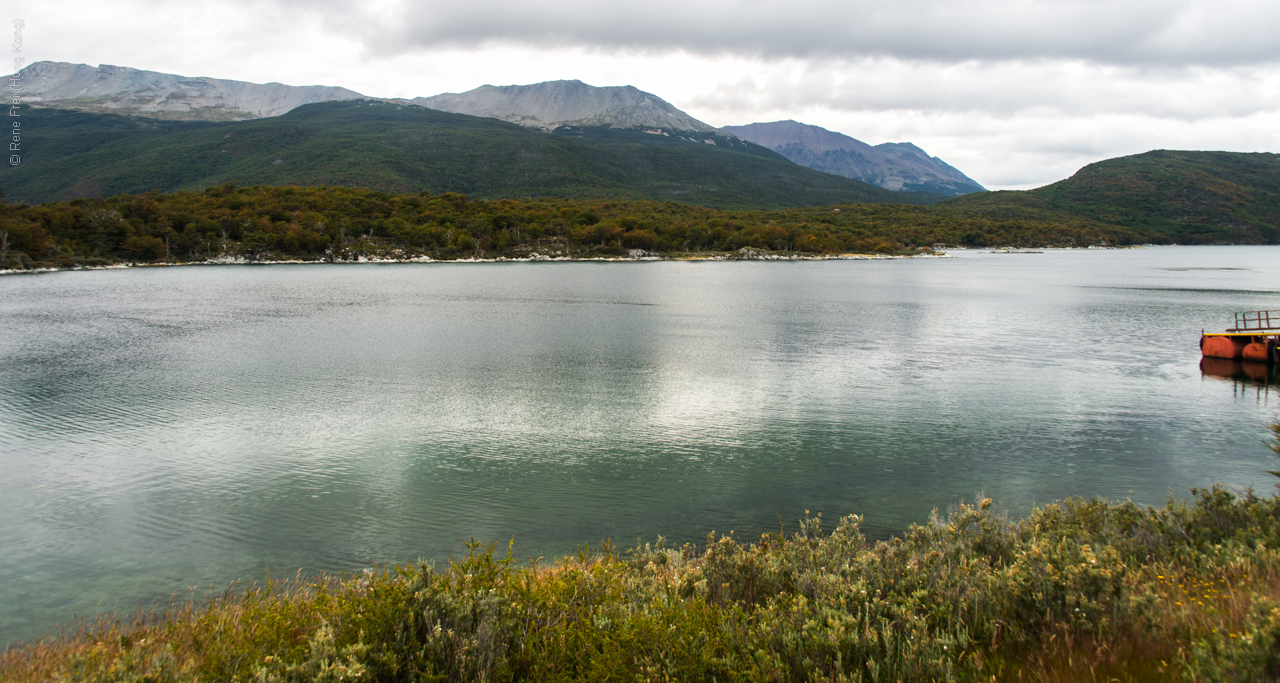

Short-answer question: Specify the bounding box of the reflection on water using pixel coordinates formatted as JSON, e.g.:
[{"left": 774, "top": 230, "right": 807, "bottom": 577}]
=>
[
  {"left": 1, "top": 246, "right": 1279, "bottom": 644},
  {"left": 1200, "top": 358, "right": 1277, "bottom": 407},
  {"left": 1201, "top": 357, "right": 1277, "bottom": 385}
]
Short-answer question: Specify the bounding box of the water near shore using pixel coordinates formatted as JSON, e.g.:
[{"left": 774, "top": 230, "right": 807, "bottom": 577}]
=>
[{"left": 1, "top": 246, "right": 1277, "bottom": 645}]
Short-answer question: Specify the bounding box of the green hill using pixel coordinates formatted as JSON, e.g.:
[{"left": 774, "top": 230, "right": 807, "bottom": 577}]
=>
[
  {"left": 1, "top": 100, "right": 944, "bottom": 210},
  {"left": 944, "top": 150, "right": 1280, "bottom": 244}
]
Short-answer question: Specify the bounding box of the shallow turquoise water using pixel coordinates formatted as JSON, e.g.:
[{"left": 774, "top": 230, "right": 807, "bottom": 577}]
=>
[{"left": 1, "top": 246, "right": 1277, "bottom": 644}]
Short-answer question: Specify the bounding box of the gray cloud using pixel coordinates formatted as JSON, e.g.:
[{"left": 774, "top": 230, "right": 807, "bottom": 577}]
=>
[
  {"left": 666, "top": 56, "right": 1280, "bottom": 188},
  {"left": 685, "top": 59, "right": 1280, "bottom": 120},
  {"left": 361, "top": 0, "right": 1280, "bottom": 67}
]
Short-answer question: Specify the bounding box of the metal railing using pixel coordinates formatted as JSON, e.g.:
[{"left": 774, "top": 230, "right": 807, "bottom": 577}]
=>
[{"left": 1230, "top": 310, "right": 1280, "bottom": 332}]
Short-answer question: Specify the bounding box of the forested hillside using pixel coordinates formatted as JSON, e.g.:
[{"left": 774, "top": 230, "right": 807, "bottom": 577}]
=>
[
  {"left": 3, "top": 121, "right": 1276, "bottom": 271},
  {"left": 0, "top": 102, "right": 940, "bottom": 210},
  {"left": 944, "top": 150, "right": 1280, "bottom": 244}
]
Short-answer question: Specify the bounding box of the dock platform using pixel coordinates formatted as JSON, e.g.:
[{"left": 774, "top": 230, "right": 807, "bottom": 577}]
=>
[{"left": 1201, "top": 310, "right": 1279, "bottom": 363}]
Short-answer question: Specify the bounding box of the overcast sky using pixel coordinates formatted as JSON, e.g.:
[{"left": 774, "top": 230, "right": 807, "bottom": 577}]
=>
[{"left": 10, "top": 0, "right": 1279, "bottom": 189}]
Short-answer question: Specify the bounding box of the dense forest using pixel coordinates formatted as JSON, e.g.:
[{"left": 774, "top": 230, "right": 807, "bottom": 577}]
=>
[{"left": 0, "top": 183, "right": 1151, "bottom": 269}]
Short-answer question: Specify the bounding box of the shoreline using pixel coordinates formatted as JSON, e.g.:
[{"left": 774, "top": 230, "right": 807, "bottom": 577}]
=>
[
  {"left": 1, "top": 244, "right": 1180, "bottom": 276},
  {"left": 0, "top": 249, "right": 955, "bottom": 276},
  {"left": 0, "top": 243, "right": 1192, "bottom": 277}
]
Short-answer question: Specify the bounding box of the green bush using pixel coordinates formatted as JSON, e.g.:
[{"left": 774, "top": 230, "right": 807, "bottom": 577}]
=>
[{"left": 6, "top": 486, "right": 1280, "bottom": 682}]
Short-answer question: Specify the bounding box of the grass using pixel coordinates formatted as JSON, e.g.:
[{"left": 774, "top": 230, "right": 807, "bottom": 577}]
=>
[{"left": 4, "top": 484, "right": 1280, "bottom": 682}]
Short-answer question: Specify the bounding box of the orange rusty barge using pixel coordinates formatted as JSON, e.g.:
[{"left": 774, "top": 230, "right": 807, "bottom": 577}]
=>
[{"left": 1201, "top": 310, "right": 1280, "bottom": 364}]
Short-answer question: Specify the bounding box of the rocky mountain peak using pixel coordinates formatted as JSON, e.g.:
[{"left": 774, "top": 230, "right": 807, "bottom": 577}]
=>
[
  {"left": 413, "top": 80, "right": 720, "bottom": 133},
  {"left": 721, "top": 120, "right": 984, "bottom": 195},
  {"left": 13, "top": 61, "right": 364, "bottom": 121}
]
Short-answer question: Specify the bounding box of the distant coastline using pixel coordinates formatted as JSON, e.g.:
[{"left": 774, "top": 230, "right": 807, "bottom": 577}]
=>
[
  {"left": 0, "top": 248, "right": 958, "bottom": 275},
  {"left": 3, "top": 245, "right": 1178, "bottom": 276}
]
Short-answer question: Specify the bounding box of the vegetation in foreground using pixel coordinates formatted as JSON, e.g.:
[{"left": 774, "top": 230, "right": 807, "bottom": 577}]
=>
[
  {"left": 4, "top": 480, "right": 1280, "bottom": 682},
  {"left": 0, "top": 183, "right": 1144, "bottom": 271}
]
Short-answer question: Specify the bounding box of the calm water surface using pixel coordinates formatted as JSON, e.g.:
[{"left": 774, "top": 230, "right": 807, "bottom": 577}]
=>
[{"left": 1, "top": 246, "right": 1278, "bottom": 643}]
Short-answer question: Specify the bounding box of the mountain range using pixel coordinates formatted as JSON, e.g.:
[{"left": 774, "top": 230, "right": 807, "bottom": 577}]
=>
[
  {"left": 12, "top": 62, "right": 979, "bottom": 195},
  {"left": 1, "top": 101, "right": 941, "bottom": 209},
  {"left": 414, "top": 80, "right": 721, "bottom": 133},
  {"left": 723, "top": 121, "right": 985, "bottom": 195},
  {"left": 14, "top": 61, "right": 362, "bottom": 121},
  {"left": 8, "top": 60, "right": 1276, "bottom": 246}
]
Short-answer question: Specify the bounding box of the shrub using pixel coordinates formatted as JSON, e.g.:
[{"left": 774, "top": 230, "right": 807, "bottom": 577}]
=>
[{"left": 5, "top": 487, "right": 1280, "bottom": 681}]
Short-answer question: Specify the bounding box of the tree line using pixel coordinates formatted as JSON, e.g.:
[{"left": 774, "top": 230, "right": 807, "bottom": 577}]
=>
[{"left": 0, "top": 183, "right": 1148, "bottom": 269}]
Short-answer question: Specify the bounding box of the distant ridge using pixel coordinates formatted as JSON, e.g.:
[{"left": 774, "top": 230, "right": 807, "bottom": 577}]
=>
[
  {"left": 414, "top": 80, "right": 721, "bottom": 133},
  {"left": 943, "top": 150, "right": 1280, "bottom": 244},
  {"left": 0, "top": 101, "right": 942, "bottom": 210},
  {"left": 14, "top": 61, "right": 364, "bottom": 121},
  {"left": 722, "top": 120, "right": 985, "bottom": 196},
  {"left": 10, "top": 64, "right": 983, "bottom": 197}
]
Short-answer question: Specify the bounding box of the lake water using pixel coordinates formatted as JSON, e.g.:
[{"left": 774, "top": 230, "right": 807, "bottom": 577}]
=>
[{"left": 1, "top": 246, "right": 1278, "bottom": 645}]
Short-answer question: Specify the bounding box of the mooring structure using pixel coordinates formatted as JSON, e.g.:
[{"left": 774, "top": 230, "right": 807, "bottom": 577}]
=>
[{"left": 1201, "top": 310, "right": 1280, "bottom": 364}]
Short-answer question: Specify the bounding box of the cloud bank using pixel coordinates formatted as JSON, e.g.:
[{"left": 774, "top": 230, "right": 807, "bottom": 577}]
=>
[{"left": 374, "top": 0, "right": 1279, "bottom": 67}]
